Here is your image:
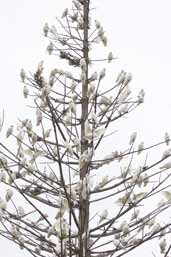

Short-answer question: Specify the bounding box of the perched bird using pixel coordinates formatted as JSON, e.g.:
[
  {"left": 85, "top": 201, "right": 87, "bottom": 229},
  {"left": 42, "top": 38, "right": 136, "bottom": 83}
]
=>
[
  {"left": 23, "top": 85, "right": 29, "bottom": 98},
  {"left": 164, "top": 132, "right": 170, "bottom": 146},
  {"left": 5, "top": 189, "right": 13, "bottom": 202},
  {"left": 89, "top": 71, "right": 98, "bottom": 81},
  {"left": 129, "top": 132, "right": 137, "bottom": 145},
  {"left": 99, "top": 68, "right": 106, "bottom": 80},
  {"left": 159, "top": 238, "right": 166, "bottom": 254},
  {"left": 61, "top": 8, "right": 68, "bottom": 18},
  {"left": 160, "top": 161, "right": 171, "bottom": 170},
  {"left": 115, "top": 70, "right": 126, "bottom": 85},
  {"left": 123, "top": 72, "right": 132, "bottom": 86},
  {"left": 43, "top": 23, "right": 49, "bottom": 37},
  {"left": 99, "top": 209, "right": 108, "bottom": 223},
  {"left": 44, "top": 128, "right": 52, "bottom": 138},
  {"left": 6, "top": 125, "right": 13, "bottom": 138},
  {"left": 20, "top": 69, "right": 26, "bottom": 82},
  {"left": 137, "top": 142, "right": 144, "bottom": 154},
  {"left": 108, "top": 52, "right": 113, "bottom": 63}
]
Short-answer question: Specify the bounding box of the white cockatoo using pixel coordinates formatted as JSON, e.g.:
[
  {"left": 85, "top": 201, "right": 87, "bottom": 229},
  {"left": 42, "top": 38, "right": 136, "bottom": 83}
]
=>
[
  {"left": 0, "top": 198, "right": 7, "bottom": 210},
  {"left": 89, "top": 71, "right": 98, "bottom": 81},
  {"left": 160, "top": 161, "right": 171, "bottom": 170},
  {"left": 0, "top": 170, "right": 6, "bottom": 182},
  {"left": 99, "top": 96, "right": 112, "bottom": 106},
  {"left": 164, "top": 132, "right": 170, "bottom": 146},
  {"left": 137, "top": 141, "right": 144, "bottom": 154},
  {"left": 23, "top": 85, "right": 29, "bottom": 98},
  {"left": 87, "top": 83, "right": 95, "bottom": 98},
  {"left": 162, "top": 149, "right": 171, "bottom": 159},
  {"left": 0, "top": 155, "right": 7, "bottom": 168},
  {"left": 99, "top": 68, "right": 106, "bottom": 80},
  {"left": 47, "top": 42, "right": 53, "bottom": 55},
  {"left": 6, "top": 125, "right": 13, "bottom": 138},
  {"left": 44, "top": 128, "right": 52, "bottom": 138},
  {"left": 99, "top": 209, "right": 108, "bottom": 223},
  {"left": 69, "top": 101, "right": 76, "bottom": 115},
  {"left": 20, "top": 68, "right": 26, "bottom": 82},
  {"left": 43, "top": 23, "right": 49, "bottom": 37},
  {"left": 159, "top": 238, "right": 167, "bottom": 254},
  {"left": 123, "top": 72, "right": 132, "bottom": 86},
  {"left": 115, "top": 70, "right": 126, "bottom": 85},
  {"left": 61, "top": 8, "right": 68, "bottom": 18},
  {"left": 129, "top": 132, "right": 137, "bottom": 145},
  {"left": 5, "top": 189, "right": 13, "bottom": 202},
  {"left": 64, "top": 140, "right": 73, "bottom": 156},
  {"left": 80, "top": 58, "right": 86, "bottom": 71},
  {"left": 119, "top": 103, "right": 128, "bottom": 114},
  {"left": 108, "top": 52, "right": 113, "bottom": 63}
]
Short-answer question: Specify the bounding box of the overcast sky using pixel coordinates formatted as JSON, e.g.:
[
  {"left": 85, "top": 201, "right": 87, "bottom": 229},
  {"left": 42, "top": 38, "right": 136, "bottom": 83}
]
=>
[{"left": 1, "top": 0, "right": 171, "bottom": 256}]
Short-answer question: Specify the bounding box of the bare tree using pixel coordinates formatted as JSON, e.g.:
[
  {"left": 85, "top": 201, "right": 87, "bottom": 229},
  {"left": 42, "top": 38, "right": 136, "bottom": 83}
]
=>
[{"left": 1, "top": 1, "right": 171, "bottom": 257}]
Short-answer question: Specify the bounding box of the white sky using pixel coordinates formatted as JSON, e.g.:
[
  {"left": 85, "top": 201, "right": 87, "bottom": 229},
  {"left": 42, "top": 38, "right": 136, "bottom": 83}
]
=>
[{"left": 1, "top": 0, "right": 171, "bottom": 256}]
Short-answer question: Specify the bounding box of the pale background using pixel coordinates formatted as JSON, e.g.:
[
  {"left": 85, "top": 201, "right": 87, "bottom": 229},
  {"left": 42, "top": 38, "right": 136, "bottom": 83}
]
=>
[{"left": 0, "top": 0, "right": 171, "bottom": 256}]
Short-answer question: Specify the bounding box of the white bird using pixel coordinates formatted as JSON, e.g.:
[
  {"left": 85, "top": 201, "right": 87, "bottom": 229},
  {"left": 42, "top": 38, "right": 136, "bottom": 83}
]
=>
[
  {"left": 65, "top": 111, "right": 72, "bottom": 126},
  {"left": 0, "top": 155, "right": 7, "bottom": 168},
  {"left": 6, "top": 125, "right": 13, "bottom": 138},
  {"left": 82, "top": 178, "right": 88, "bottom": 200},
  {"left": 95, "top": 19, "right": 101, "bottom": 29},
  {"left": 0, "top": 199, "right": 7, "bottom": 210},
  {"left": 94, "top": 127, "right": 106, "bottom": 139},
  {"left": 44, "top": 128, "right": 52, "bottom": 138},
  {"left": 160, "top": 161, "right": 171, "bottom": 170},
  {"left": 137, "top": 89, "right": 145, "bottom": 104},
  {"left": 61, "top": 8, "right": 68, "bottom": 18},
  {"left": 80, "top": 58, "right": 86, "bottom": 71},
  {"left": 20, "top": 69, "right": 26, "bottom": 82},
  {"left": 23, "top": 85, "right": 29, "bottom": 98},
  {"left": 129, "top": 132, "right": 137, "bottom": 145},
  {"left": 99, "top": 96, "right": 112, "bottom": 106},
  {"left": 73, "top": 0, "right": 81, "bottom": 10},
  {"left": 123, "top": 72, "right": 132, "bottom": 86},
  {"left": 165, "top": 132, "right": 170, "bottom": 146},
  {"left": 47, "top": 226, "right": 56, "bottom": 238},
  {"left": 87, "top": 83, "right": 95, "bottom": 98},
  {"left": 43, "top": 23, "right": 49, "bottom": 37},
  {"left": 36, "top": 109, "right": 42, "bottom": 126},
  {"left": 73, "top": 137, "right": 81, "bottom": 153},
  {"left": 115, "top": 70, "right": 126, "bottom": 85},
  {"left": 162, "top": 149, "right": 171, "bottom": 159},
  {"left": 64, "top": 141, "right": 73, "bottom": 156},
  {"left": 151, "top": 223, "right": 161, "bottom": 234},
  {"left": 69, "top": 101, "right": 76, "bottom": 115},
  {"left": 91, "top": 111, "right": 98, "bottom": 124},
  {"left": 35, "top": 246, "right": 41, "bottom": 254},
  {"left": 47, "top": 42, "right": 53, "bottom": 55},
  {"left": 119, "top": 103, "right": 128, "bottom": 114},
  {"left": 122, "top": 223, "right": 130, "bottom": 236},
  {"left": 108, "top": 52, "right": 113, "bottom": 63},
  {"left": 5, "top": 189, "right": 13, "bottom": 202},
  {"left": 99, "top": 209, "right": 108, "bottom": 223},
  {"left": 99, "top": 68, "right": 106, "bottom": 80},
  {"left": 89, "top": 72, "right": 98, "bottom": 81},
  {"left": 85, "top": 119, "right": 92, "bottom": 138},
  {"left": 101, "top": 35, "right": 107, "bottom": 46},
  {"left": 0, "top": 170, "right": 6, "bottom": 182},
  {"left": 159, "top": 238, "right": 166, "bottom": 254},
  {"left": 71, "top": 80, "right": 77, "bottom": 93},
  {"left": 137, "top": 142, "right": 144, "bottom": 154}
]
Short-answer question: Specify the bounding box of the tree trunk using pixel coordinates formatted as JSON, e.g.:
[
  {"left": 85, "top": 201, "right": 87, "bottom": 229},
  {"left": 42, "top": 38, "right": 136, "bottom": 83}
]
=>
[{"left": 79, "top": 1, "right": 90, "bottom": 256}]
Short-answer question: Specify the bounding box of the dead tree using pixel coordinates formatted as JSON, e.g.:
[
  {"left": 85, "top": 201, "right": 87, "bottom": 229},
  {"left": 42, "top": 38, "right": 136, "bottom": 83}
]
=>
[{"left": 0, "top": 1, "right": 171, "bottom": 257}]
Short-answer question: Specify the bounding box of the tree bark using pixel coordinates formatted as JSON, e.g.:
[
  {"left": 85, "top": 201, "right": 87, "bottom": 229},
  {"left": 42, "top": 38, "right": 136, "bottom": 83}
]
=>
[{"left": 79, "top": 1, "right": 90, "bottom": 256}]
